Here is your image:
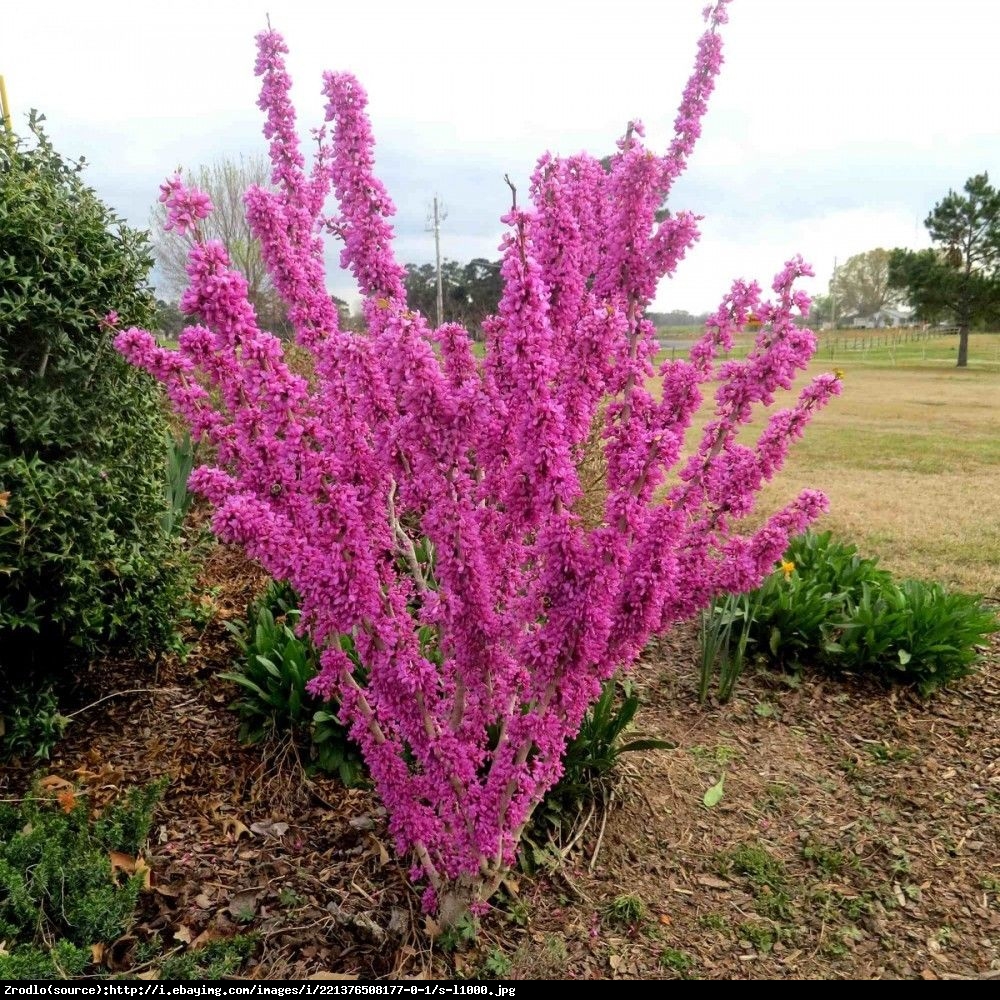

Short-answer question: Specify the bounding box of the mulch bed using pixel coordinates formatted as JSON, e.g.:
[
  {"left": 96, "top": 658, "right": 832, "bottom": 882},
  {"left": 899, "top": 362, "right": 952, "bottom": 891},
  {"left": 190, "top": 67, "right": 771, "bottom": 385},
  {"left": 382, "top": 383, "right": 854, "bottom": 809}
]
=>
[{"left": 3, "top": 538, "right": 998, "bottom": 980}]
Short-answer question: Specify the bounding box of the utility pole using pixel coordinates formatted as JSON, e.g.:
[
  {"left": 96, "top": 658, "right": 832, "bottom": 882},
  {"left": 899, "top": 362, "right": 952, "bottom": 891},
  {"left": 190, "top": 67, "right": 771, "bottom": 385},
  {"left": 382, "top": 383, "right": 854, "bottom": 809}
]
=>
[
  {"left": 0, "top": 76, "right": 11, "bottom": 130},
  {"left": 427, "top": 196, "right": 447, "bottom": 327}
]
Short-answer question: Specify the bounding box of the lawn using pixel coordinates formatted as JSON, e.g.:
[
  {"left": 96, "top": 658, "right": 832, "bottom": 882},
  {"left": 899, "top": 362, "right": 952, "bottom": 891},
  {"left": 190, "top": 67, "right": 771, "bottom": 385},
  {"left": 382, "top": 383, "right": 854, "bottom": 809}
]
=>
[{"left": 654, "top": 331, "right": 1000, "bottom": 597}]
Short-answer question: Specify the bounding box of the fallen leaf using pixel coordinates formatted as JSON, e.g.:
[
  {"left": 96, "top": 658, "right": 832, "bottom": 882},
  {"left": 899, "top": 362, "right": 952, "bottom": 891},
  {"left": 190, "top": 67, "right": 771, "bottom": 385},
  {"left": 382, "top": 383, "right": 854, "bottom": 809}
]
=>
[
  {"left": 703, "top": 773, "right": 726, "bottom": 809},
  {"left": 250, "top": 820, "right": 290, "bottom": 838},
  {"left": 228, "top": 889, "right": 261, "bottom": 921},
  {"left": 109, "top": 851, "right": 136, "bottom": 875},
  {"left": 39, "top": 775, "right": 75, "bottom": 792},
  {"left": 658, "top": 914, "right": 673, "bottom": 925},
  {"left": 136, "top": 971, "right": 160, "bottom": 981},
  {"left": 221, "top": 817, "right": 251, "bottom": 840},
  {"left": 501, "top": 876, "right": 520, "bottom": 896},
  {"left": 174, "top": 925, "right": 193, "bottom": 945},
  {"left": 696, "top": 875, "right": 732, "bottom": 890},
  {"left": 371, "top": 836, "right": 390, "bottom": 866},
  {"left": 90, "top": 943, "right": 105, "bottom": 964},
  {"left": 308, "top": 973, "right": 359, "bottom": 981},
  {"left": 190, "top": 928, "right": 226, "bottom": 950}
]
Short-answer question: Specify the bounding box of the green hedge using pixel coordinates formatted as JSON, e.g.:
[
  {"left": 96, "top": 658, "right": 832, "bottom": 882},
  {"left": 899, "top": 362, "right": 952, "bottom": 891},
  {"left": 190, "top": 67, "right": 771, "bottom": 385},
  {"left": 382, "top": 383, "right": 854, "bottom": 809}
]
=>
[{"left": 0, "top": 114, "right": 185, "bottom": 695}]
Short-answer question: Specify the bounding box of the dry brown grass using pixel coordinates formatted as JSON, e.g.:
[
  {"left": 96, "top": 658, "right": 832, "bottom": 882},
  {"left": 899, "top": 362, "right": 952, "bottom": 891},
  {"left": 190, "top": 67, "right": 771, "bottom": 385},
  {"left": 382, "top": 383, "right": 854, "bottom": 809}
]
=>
[
  {"left": 575, "top": 333, "right": 999, "bottom": 595},
  {"left": 751, "top": 362, "right": 999, "bottom": 597},
  {"left": 684, "top": 346, "right": 1000, "bottom": 597},
  {"left": 580, "top": 339, "right": 999, "bottom": 595}
]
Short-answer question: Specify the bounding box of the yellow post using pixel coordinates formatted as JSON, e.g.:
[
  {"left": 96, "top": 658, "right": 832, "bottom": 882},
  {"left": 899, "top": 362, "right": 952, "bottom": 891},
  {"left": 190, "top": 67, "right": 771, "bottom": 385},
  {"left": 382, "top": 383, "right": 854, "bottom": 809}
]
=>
[{"left": 0, "top": 75, "right": 10, "bottom": 130}]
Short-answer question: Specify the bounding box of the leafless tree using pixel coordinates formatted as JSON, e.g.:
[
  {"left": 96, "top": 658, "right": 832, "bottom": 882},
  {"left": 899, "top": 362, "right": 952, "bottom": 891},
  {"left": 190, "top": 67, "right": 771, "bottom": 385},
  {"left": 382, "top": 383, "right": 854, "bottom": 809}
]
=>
[{"left": 151, "top": 154, "right": 289, "bottom": 335}]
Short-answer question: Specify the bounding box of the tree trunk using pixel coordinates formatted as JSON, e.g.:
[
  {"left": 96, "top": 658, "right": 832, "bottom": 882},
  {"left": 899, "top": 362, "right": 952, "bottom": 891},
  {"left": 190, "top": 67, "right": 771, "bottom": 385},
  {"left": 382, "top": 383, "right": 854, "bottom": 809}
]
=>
[{"left": 957, "top": 324, "right": 969, "bottom": 367}]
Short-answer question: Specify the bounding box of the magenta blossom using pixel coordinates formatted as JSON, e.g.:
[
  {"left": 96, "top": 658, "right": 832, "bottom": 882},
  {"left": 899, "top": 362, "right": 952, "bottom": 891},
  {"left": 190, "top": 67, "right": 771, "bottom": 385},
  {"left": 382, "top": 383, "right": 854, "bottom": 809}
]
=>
[
  {"left": 117, "top": 0, "right": 840, "bottom": 920},
  {"left": 159, "top": 173, "right": 214, "bottom": 236}
]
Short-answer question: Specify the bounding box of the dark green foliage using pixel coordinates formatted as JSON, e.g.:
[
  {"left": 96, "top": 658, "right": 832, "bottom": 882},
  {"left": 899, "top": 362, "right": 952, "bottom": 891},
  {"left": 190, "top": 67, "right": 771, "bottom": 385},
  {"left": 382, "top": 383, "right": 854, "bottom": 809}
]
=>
[
  {"left": 92, "top": 778, "right": 167, "bottom": 856},
  {"left": 698, "top": 589, "right": 763, "bottom": 703},
  {"left": 154, "top": 935, "right": 257, "bottom": 980},
  {"left": 220, "top": 580, "right": 367, "bottom": 786},
  {"left": 562, "top": 677, "right": 674, "bottom": 794},
  {"left": 0, "top": 683, "right": 69, "bottom": 761},
  {"left": 537, "top": 676, "right": 673, "bottom": 825},
  {"left": 403, "top": 258, "right": 502, "bottom": 334},
  {"left": 0, "top": 941, "right": 91, "bottom": 981},
  {"left": 700, "top": 531, "right": 998, "bottom": 699},
  {"left": 827, "top": 578, "right": 997, "bottom": 693},
  {"left": 0, "top": 113, "right": 185, "bottom": 691},
  {"left": 888, "top": 173, "right": 1000, "bottom": 365},
  {"left": 753, "top": 532, "right": 892, "bottom": 669},
  {"left": 0, "top": 779, "right": 163, "bottom": 979}
]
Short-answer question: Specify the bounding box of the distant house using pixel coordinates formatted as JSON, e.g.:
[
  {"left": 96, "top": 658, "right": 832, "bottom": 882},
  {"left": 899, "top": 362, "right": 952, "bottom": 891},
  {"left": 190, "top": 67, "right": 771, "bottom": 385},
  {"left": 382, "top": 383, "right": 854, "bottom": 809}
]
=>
[{"left": 846, "top": 306, "right": 914, "bottom": 329}]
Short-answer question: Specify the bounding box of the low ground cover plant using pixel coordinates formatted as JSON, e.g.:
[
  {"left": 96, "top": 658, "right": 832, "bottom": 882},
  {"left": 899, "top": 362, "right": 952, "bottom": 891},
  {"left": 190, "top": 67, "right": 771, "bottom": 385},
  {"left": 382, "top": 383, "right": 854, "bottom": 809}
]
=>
[{"left": 0, "top": 779, "right": 163, "bottom": 979}]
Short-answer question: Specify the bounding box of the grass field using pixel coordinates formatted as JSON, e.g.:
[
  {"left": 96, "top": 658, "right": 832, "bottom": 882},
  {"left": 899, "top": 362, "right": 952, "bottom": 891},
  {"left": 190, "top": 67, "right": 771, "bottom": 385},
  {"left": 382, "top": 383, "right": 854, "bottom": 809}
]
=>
[{"left": 655, "top": 332, "right": 1000, "bottom": 597}]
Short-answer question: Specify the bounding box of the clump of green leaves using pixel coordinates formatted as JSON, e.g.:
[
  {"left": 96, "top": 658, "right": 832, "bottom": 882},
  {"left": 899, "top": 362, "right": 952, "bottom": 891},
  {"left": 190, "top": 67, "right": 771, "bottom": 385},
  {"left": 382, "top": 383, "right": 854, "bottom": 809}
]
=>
[
  {"left": 0, "top": 684, "right": 70, "bottom": 761},
  {"left": 721, "top": 841, "right": 787, "bottom": 891},
  {"left": 535, "top": 676, "right": 673, "bottom": 825},
  {"left": 155, "top": 935, "right": 256, "bottom": 980},
  {"left": 698, "top": 590, "right": 763, "bottom": 703},
  {"left": 161, "top": 429, "right": 198, "bottom": 537},
  {"left": 0, "top": 778, "right": 164, "bottom": 979},
  {"left": 659, "top": 947, "right": 695, "bottom": 975},
  {"left": 699, "top": 531, "right": 997, "bottom": 699},
  {"left": 603, "top": 894, "right": 646, "bottom": 929},
  {"left": 0, "top": 113, "right": 187, "bottom": 706},
  {"left": 220, "top": 580, "right": 367, "bottom": 786}
]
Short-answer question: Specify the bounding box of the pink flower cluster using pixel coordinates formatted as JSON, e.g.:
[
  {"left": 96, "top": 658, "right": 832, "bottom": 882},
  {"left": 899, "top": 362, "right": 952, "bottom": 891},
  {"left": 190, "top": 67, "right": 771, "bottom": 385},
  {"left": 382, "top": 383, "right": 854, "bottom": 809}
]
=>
[
  {"left": 159, "top": 173, "right": 213, "bottom": 235},
  {"left": 117, "top": 0, "right": 840, "bottom": 912}
]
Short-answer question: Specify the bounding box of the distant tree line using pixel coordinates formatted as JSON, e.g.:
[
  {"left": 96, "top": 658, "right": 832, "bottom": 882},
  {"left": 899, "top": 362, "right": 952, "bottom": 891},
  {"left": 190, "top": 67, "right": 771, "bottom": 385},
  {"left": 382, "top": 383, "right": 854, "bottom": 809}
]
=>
[{"left": 403, "top": 258, "right": 503, "bottom": 337}]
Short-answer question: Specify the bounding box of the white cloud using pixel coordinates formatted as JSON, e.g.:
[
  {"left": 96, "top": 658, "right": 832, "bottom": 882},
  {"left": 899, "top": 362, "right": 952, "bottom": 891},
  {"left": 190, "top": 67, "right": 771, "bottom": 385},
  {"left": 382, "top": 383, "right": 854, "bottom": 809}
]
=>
[{"left": 6, "top": 0, "right": 997, "bottom": 313}]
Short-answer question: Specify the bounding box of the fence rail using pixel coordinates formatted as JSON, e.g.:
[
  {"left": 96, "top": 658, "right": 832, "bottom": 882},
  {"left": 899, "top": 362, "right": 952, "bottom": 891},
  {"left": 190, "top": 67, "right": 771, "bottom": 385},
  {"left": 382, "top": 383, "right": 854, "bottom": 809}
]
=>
[
  {"left": 657, "top": 326, "right": 961, "bottom": 363},
  {"left": 817, "top": 326, "right": 956, "bottom": 358}
]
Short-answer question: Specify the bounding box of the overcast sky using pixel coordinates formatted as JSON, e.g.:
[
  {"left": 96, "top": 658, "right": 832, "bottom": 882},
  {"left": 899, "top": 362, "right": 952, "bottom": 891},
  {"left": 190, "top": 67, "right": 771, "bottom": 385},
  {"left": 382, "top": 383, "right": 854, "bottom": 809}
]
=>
[{"left": 4, "top": 0, "right": 997, "bottom": 314}]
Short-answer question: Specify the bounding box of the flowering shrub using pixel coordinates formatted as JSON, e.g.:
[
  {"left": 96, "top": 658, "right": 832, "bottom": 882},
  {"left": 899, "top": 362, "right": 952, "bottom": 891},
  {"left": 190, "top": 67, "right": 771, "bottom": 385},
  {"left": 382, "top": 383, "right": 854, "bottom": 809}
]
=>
[{"left": 116, "top": 0, "right": 841, "bottom": 916}]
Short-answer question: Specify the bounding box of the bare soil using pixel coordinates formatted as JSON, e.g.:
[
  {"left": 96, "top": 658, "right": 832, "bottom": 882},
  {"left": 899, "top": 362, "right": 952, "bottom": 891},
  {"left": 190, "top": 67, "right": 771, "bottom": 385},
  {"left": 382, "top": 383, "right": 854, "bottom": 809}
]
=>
[{"left": 4, "top": 539, "right": 998, "bottom": 981}]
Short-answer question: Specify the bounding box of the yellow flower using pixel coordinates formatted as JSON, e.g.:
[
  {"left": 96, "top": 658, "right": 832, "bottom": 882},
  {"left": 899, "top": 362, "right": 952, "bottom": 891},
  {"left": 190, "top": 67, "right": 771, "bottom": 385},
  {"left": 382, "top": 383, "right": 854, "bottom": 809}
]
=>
[
  {"left": 834, "top": 368, "right": 845, "bottom": 380},
  {"left": 780, "top": 560, "right": 795, "bottom": 580}
]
